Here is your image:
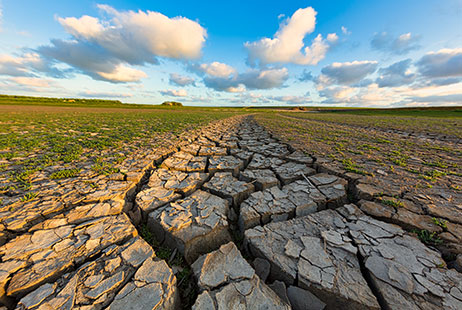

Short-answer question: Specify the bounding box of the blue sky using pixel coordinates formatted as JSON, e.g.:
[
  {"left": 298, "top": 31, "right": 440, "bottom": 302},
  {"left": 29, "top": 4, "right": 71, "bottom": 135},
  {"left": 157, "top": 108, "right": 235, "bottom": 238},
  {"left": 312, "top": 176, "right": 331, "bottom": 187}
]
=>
[{"left": 0, "top": 0, "right": 461, "bottom": 106}]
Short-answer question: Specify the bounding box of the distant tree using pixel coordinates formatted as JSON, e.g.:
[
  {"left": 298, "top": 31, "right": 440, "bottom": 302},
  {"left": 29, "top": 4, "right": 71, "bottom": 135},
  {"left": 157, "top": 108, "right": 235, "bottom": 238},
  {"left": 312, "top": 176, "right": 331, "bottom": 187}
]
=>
[{"left": 161, "top": 101, "right": 183, "bottom": 106}]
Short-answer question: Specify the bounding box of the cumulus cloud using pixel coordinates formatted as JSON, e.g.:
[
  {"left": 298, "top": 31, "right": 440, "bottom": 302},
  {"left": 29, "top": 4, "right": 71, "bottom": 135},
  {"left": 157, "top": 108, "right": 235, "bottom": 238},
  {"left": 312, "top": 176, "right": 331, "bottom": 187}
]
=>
[
  {"left": 319, "top": 60, "right": 378, "bottom": 86},
  {"left": 319, "top": 86, "right": 355, "bottom": 101},
  {"left": 59, "top": 5, "right": 207, "bottom": 62},
  {"left": 203, "top": 67, "right": 289, "bottom": 92},
  {"left": 160, "top": 89, "right": 188, "bottom": 97},
  {"left": 169, "top": 73, "right": 195, "bottom": 86},
  {"left": 376, "top": 59, "right": 416, "bottom": 87},
  {"left": 245, "top": 7, "right": 336, "bottom": 65},
  {"left": 416, "top": 48, "right": 462, "bottom": 78},
  {"left": 371, "top": 32, "right": 420, "bottom": 55},
  {"left": 36, "top": 5, "right": 206, "bottom": 83},
  {"left": 9, "top": 77, "right": 51, "bottom": 88},
  {"left": 191, "top": 62, "right": 236, "bottom": 77},
  {"left": 0, "top": 52, "right": 62, "bottom": 77},
  {"left": 239, "top": 68, "right": 289, "bottom": 89},
  {"left": 270, "top": 94, "right": 311, "bottom": 105}
]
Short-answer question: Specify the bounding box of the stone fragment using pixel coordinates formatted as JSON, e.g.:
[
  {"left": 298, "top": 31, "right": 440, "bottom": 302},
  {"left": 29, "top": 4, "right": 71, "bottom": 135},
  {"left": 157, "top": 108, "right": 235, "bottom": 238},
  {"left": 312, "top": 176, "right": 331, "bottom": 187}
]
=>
[
  {"left": 308, "top": 173, "right": 348, "bottom": 208},
  {"left": 239, "top": 181, "right": 326, "bottom": 232},
  {"left": 454, "top": 255, "right": 462, "bottom": 273},
  {"left": 286, "top": 150, "right": 314, "bottom": 165},
  {"left": 354, "top": 183, "right": 383, "bottom": 200},
  {"left": 247, "top": 154, "right": 284, "bottom": 170},
  {"left": 1, "top": 214, "right": 136, "bottom": 299},
  {"left": 162, "top": 151, "right": 207, "bottom": 172},
  {"left": 246, "top": 143, "right": 291, "bottom": 158},
  {"left": 273, "top": 162, "right": 316, "bottom": 185},
  {"left": 268, "top": 281, "right": 290, "bottom": 305},
  {"left": 16, "top": 236, "right": 167, "bottom": 309},
  {"left": 135, "top": 187, "right": 181, "bottom": 215},
  {"left": 192, "top": 242, "right": 290, "bottom": 309},
  {"left": 147, "top": 169, "right": 208, "bottom": 196},
  {"left": 340, "top": 204, "right": 462, "bottom": 310},
  {"left": 203, "top": 172, "right": 254, "bottom": 208},
  {"left": 253, "top": 258, "right": 270, "bottom": 282},
  {"left": 239, "top": 169, "right": 279, "bottom": 191},
  {"left": 287, "top": 286, "right": 326, "bottom": 310},
  {"left": 181, "top": 143, "right": 201, "bottom": 155},
  {"left": 229, "top": 149, "right": 253, "bottom": 166},
  {"left": 148, "top": 190, "right": 231, "bottom": 263},
  {"left": 198, "top": 146, "right": 228, "bottom": 156},
  {"left": 244, "top": 210, "right": 380, "bottom": 309},
  {"left": 107, "top": 258, "right": 179, "bottom": 310},
  {"left": 208, "top": 156, "right": 244, "bottom": 177}
]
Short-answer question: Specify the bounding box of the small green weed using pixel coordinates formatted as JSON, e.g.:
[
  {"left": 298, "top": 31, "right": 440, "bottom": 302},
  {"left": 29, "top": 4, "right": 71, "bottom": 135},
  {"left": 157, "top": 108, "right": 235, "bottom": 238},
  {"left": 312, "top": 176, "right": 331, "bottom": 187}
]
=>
[
  {"left": 50, "top": 168, "right": 81, "bottom": 179},
  {"left": 432, "top": 218, "right": 448, "bottom": 229},
  {"left": 412, "top": 229, "right": 443, "bottom": 246}
]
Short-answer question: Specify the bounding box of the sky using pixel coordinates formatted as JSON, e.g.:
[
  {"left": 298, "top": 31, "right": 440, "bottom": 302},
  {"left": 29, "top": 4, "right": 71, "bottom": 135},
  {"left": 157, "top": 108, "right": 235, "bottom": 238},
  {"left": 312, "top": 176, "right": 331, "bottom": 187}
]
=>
[{"left": 0, "top": 0, "right": 461, "bottom": 107}]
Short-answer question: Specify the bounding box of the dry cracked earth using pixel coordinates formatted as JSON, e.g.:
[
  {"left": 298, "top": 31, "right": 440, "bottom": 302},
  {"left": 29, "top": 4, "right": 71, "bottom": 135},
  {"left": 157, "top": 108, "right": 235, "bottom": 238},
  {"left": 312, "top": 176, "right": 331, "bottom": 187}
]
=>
[{"left": 1, "top": 115, "right": 461, "bottom": 309}]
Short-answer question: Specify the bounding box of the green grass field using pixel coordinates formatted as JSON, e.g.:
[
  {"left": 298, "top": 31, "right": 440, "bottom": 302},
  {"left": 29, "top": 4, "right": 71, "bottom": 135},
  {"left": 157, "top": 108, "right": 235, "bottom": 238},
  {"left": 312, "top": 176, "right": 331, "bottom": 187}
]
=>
[
  {"left": 1, "top": 94, "right": 461, "bottom": 204},
  {"left": 0, "top": 102, "right": 239, "bottom": 201}
]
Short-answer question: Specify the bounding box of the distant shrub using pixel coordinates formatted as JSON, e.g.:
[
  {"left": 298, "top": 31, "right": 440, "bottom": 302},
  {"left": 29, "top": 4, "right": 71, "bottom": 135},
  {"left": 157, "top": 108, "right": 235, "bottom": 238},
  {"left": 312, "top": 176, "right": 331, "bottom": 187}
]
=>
[{"left": 161, "top": 101, "right": 183, "bottom": 106}]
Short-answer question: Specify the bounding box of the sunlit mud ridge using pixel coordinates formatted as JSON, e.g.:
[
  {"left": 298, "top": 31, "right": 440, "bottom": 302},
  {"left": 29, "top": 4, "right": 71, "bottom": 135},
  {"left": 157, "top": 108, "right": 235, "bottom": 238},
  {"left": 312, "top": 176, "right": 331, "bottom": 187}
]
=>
[{"left": 1, "top": 115, "right": 461, "bottom": 309}]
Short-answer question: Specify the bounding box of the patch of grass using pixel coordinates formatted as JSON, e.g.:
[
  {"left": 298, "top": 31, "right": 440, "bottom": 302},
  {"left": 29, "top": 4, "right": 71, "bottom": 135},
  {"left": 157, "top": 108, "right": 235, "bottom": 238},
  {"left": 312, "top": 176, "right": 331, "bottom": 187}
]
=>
[
  {"left": 342, "top": 158, "right": 373, "bottom": 176},
  {"left": 412, "top": 229, "right": 443, "bottom": 246},
  {"left": 91, "top": 161, "right": 120, "bottom": 176},
  {"left": 423, "top": 160, "right": 449, "bottom": 169},
  {"left": 376, "top": 138, "right": 391, "bottom": 144},
  {"left": 20, "top": 192, "right": 38, "bottom": 202},
  {"left": 432, "top": 217, "right": 448, "bottom": 229},
  {"left": 49, "top": 168, "right": 81, "bottom": 179},
  {"left": 420, "top": 169, "right": 446, "bottom": 182},
  {"left": 381, "top": 198, "right": 404, "bottom": 208}
]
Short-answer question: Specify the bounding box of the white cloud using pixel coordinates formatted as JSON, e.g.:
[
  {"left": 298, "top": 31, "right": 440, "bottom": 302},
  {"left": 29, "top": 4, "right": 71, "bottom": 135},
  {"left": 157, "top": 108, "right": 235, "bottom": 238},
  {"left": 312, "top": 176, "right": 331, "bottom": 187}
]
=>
[
  {"left": 226, "top": 85, "right": 246, "bottom": 93},
  {"left": 239, "top": 68, "right": 289, "bottom": 89},
  {"left": 371, "top": 32, "right": 420, "bottom": 55},
  {"left": 0, "top": 53, "right": 56, "bottom": 77},
  {"left": 270, "top": 95, "right": 311, "bottom": 105},
  {"left": 416, "top": 48, "right": 462, "bottom": 78},
  {"left": 9, "top": 77, "right": 51, "bottom": 88},
  {"left": 319, "top": 60, "right": 378, "bottom": 86},
  {"left": 319, "top": 86, "right": 356, "bottom": 101},
  {"left": 169, "top": 73, "right": 195, "bottom": 86},
  {"left": 327, "top": 33, "right": 338, "bottom": 43},
  {"left": 59, "top": 5, "right": 207, "bottom": 63},
  {"left": 59, "top": 15, "right": 104, "bottom": 39},
  {"left": 35, "top": 5, "right": 206, "bottom": 83},
  {"left": 198, "top": 62, "right": 236, "bottom": 77},
  {"left": 96, "top": 64, "right": 147, "bottom": 82},
  {"left": 160, "top": 89, "right": 188, "bottom": 97},
  {"left": 202, "top": 67, "right": 289, "bottom": 92},
  {"left": 245, "top": 7, "right": 335, "bottom": 65},
  {"left": 376, "top": 59, "right": 416, "bottom": 87}
]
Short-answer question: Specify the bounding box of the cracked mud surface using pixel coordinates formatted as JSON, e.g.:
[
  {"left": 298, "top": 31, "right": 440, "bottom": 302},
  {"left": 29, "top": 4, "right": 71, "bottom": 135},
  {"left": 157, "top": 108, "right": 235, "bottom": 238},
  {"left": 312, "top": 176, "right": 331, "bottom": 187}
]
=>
[{"left": 1, "top": 114, "right": 461, "bottom": 309}]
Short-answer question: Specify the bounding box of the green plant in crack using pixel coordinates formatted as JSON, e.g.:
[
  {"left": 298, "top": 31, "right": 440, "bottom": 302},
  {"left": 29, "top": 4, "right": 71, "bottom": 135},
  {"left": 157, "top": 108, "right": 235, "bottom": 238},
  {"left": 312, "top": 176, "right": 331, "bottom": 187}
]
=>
[
  {"left": 412, "top": 229, "right": 443, "bottom": 246},
  {"left": 20, "top": 192, "right": 38, "bottom": 202},
  {"left": 50, "top": 168, "right": 81, "bottom": 179},
  {"left": 381, "top": 198, "right": 404, "bottom": 208},
  {"left": 432, "top": 217, "right": 448, "bottom": 229},
  {"left": 342, "top": 158, "right": 373, "bottom": 176}
]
